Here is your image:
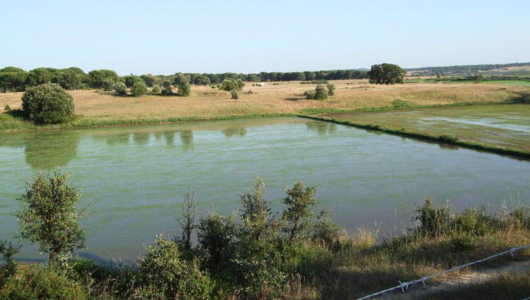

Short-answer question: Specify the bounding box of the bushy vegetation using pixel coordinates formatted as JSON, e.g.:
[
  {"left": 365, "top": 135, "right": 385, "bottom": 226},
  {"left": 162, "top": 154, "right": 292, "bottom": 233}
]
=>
[
  {"left": 368, "top": 63, "right": 406, "bottom": 85},
  {"left": 304, "top": 84, "right": 329, "bottom": 100},
  {"left": 21, "top": 83, "right": 75, "bottom": 124},
  {"left": 131, "top": 80, "right": 148, "bottom": 97},
  {"left": 178, "top": 81, "right": 191, "bottom": 97},
  {"left": 220, "top": 79, "right": 245, "bottom": 91},
  {"left": 230, "top": 89, "right": 238, "bottom": 100},
  {"left": 113, "top": 82, "right": 127, "bottom": 95},
  {"left": 161, "top": 81, "right": 172, "bottom": 96},
  {"left": 1, "top": 172, "right": 529, "bottom": 299}
]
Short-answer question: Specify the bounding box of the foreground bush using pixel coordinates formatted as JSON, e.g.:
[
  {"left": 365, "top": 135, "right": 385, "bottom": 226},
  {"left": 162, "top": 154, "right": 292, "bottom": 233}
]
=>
[
  {"left": 21, "top": 83, "right": 75, "bottom": 124},
  {"left": 0, "top": 264, "right": 86, "bottom": 299},
  {"left": 138, "top": 236, "right": 213, "bottom": 300}
]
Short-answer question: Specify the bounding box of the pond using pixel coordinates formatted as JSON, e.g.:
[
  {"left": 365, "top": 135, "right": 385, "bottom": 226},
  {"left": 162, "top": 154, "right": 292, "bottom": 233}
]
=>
[{"left": 0, "top": 117, "right": 529, "bottom": 263}]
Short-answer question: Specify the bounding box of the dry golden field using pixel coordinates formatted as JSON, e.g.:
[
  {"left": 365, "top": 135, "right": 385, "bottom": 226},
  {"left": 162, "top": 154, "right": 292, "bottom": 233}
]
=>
[{"left": 1, "top": 80, "right": 528, "bottom": 121}]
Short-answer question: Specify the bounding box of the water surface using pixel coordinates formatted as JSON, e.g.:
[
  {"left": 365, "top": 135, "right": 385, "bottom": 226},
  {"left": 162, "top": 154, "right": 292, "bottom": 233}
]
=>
[{"left": 0, "top": 117, "right": 528, "bottom": 263}]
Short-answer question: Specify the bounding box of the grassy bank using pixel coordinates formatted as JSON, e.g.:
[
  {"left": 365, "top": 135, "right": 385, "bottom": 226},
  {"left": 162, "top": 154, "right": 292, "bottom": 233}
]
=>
[
  {"left": 300, "top": 112, "right": 530, "bottom": 160},
  {"left": 2, "top": 80, "right": 528, "bottom": 133}
]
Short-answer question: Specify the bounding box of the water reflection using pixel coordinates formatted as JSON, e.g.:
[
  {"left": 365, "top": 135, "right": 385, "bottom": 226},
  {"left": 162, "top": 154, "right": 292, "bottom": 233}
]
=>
[
  {"left": 180, "top": 130, "right": 193, "bottom": 151},
  {"left": 106, "top": 133, "right": 130, "bottom": 146},
  {"left": 223, "top": 128, "right": 247, "bottom": 138},
  {"left": 306, "top": 122, "right": 337, "bottom": 135},
  {"left": 163, "top": 131, "right": 175, "bottom": 146},
  {"left": 0, "top": 131, "right": 80, "bottom": 170},
  {"left": 133, "top": 133, "right": 150, "bottom": 146}
]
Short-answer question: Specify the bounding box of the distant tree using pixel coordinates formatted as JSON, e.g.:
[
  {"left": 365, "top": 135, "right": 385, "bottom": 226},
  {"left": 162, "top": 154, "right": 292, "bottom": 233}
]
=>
[
  {"left": 25, "top": 68, "right": 52, "bottom": 87},
  {"left": 0, "top": 66, "right": 25, "bottom": 73},
  {"left": 0, "top": 71, "right": 28, "bottom": 92},
  {"left": 123, "top": 75, "right": 142, "bottom": 88},
  {"left": 173, "top": 74, "right": 190, "bottom": 85},
  {"left": 102, "top": 78, "right": 115, "bottom": 91},
  {"left": 131, "top": 80, "right": 147, "bottom": 97},
  {"left": 58, "top": 69, "right": 86, "bottom": 90},
  {"left": 22, "top": 83, "right": 75, "bottom": 124},
  {"left": 231, "top": 89, "right": 239, "bottom": 100},
  {"left": 15, "top": 170, "right": 86, "bottom": 261},
  {"left": 140, "top": 74, "right": 155, "bottom": 87},
  {"left": 368, "top": 63, "right": 406, "bottom": 85},
  {"left": 161, "top": 80, "right": 173, "bottom": 95},
  {"left": 193, "top": 75, "right": 211, "bottom": 86},
  {"left": 281, "top": 182, "right": 317, "bottom": 245},
  {"left": 304, "top": 84, "right": 328, "bottom": 100},
  {"left": 474, "top": 73, "right": 483, "bottom": 83},
  {"left": 247, "top": 74, "right": 260, "bottom": 82},
  {"left": 304, "top": 71, "right": 317, "bottom": 81},
  {"left": 88, "top": 69, "right": 118, "bottom": 89},
  {"left": 113, "top": 82, "right": 127, "bottom": 95},
  {"left": 151, "top": 84, "right": 161, "bottom": 93},
  {"left": 220, "top": 79, "right": 244, "bottom": 91},
  {"left": 327, "top": 83, "right": 336, "bottom": 96},
  {"left": 178, "top": 81, "right": 191, "bottom": 96}
]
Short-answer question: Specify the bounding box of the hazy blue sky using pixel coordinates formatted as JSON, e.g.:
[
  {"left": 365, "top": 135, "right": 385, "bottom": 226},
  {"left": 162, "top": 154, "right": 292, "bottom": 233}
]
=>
[{"left": 1, "top": 0, "right": 529, "bottom": 75}]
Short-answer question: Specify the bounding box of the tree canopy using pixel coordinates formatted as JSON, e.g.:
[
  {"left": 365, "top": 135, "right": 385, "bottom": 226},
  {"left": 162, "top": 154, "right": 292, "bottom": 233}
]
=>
[{"left": 368, "top": 63, "right": 406, "bottom": 85}]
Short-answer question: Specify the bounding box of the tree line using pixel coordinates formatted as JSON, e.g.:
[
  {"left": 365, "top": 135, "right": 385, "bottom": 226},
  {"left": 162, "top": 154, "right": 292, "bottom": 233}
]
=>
[{"left": 0, "top": 66, "right": 369, "bottom": 92}]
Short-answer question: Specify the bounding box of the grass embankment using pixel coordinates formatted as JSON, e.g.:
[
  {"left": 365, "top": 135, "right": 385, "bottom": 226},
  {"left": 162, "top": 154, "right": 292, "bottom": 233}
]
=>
[
  {"left": 300, "top": 114, "right": 530, "bottom": 160},
  {"left": 1, "top": 81, "right": 528, "bottom": 132}
]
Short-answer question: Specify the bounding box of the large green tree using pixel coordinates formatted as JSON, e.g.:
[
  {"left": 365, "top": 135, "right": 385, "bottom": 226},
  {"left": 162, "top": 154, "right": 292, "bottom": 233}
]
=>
[{"left": 368, "top": 63, "right": 406, "bottom": 84}]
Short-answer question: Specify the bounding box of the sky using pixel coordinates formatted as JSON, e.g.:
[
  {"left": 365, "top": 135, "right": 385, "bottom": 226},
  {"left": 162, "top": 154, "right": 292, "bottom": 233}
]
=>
[{"left": 1, "top": 0, "right": 529, "bottom": 75}]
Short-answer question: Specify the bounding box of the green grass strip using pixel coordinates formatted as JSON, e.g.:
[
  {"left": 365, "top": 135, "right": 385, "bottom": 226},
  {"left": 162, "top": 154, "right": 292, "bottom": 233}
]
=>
[{"left": 298, "top": 114, "right": 530, "bottom": 160}]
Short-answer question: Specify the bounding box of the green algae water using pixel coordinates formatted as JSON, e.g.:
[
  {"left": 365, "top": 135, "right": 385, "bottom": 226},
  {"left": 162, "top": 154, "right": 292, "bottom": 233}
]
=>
[{"left": 1, "top": 117, "right": 529, "bottom": 263}]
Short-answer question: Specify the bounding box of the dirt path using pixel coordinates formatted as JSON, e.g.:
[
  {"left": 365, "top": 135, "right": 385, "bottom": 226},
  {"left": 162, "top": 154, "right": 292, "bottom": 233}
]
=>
[{"left": 379, "top": 260, "right": 530, "bottom": 299}]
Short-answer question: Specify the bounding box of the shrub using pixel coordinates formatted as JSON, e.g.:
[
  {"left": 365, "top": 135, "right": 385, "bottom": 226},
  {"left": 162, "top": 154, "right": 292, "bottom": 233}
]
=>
[
  {"left": 304, "top": 84, "right": 328, "bottom": 100},
  {"left": 113, "top": 82, "right": 127, "bottom": 95},
  {"left": 282, "top": 182, "right": 318, "bottom": 245},
  {"left": 151, "top": 84, "right": 161, "bottom": 93},
  {"left": 0, "top": 264, "right": 87, "bottom": 299},
  {"left": 231, "top": 89, "right": 238, "bottom": 100},
  {"left": 102, "top": 78, "right": 115, "bottom": 91},
  {"left": 304, "top": 90, "right": 316, "bottom": 99},
  {"left": 327, "top": 83, "right": 336, "bottom": 96},
  {"left": 314, "top": 84, "right": 328, "bottom": 100},
  {"left": 131, "top": 80, "right": 147, "bottom": 97},
  {"left": 198, "top": 211, "right": 238, "bottom": 272},
  {"left": 161, "top": 81, "right": 173, "bottom": 96},
  {"left": 21, "top": 83, "right": 75, "bottom": 124},
  {"left": 139, "top": 236, "right": 213, "bottom": 300},
  {"left": 178, "top": 82, "right": 191, "bottom": 97},
  {"left": 413, "top": 199, "right": 450, "bottom": 237},
  {"left": 4, "top": 104, "right": 10, "bottom": 111},
  {"left": 220, "top": 79, "right": 244, "bottom": 91},
  {"left": 15, "top": 170, "right": 86, "bottom": 260}
]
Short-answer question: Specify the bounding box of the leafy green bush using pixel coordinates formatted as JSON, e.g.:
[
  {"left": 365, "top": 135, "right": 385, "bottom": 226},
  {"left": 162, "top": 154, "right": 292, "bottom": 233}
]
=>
[
  {"left": 3, "top": 105, "right": 10, "bottom": 111},
  {"left": 139, "top": 236, "right": 213, "bottom": 300},
  {"left": 198, "top": 211, "right": 238, "bottom": 272},
  {"left": 414, "top": 199, "right": 450, "bottom": 237},
  {"left": 151, "top": 84, "right": 161, "bottom": 93},
  {"left": 161, "top": 81, "right": 173, "bottom": 96},
  {"left": 178, "top": 82, "right": 191, "bottom": 97},
  {"left": 0, "top": 264, "right": 87, "bottom": 299},
  {"left": 113, "top": 82, "right": 127, "bottom": 95},
  {"left": 305, "top": 84, "right": 328, "bottom": 100},
  {"left": 231, "top": 89, "right": 238, "bottom": 100},
  {"left": 102, "top": 78, "right": 115, "bottom": 91},
  {"left": 131, "top": 80, "right": 147, "bottom": 97},
  {"left": 21, "top": 83, "right": 75, "bottom": 124},
  {"left": 15, "top": 170, "right": 86, "bottom": 260},
  {"left": 220, "top": 79, "right": 244, "bottom": 91},
  {"left": 327, "top": 84, "right": 336, "bottom": 96}
]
